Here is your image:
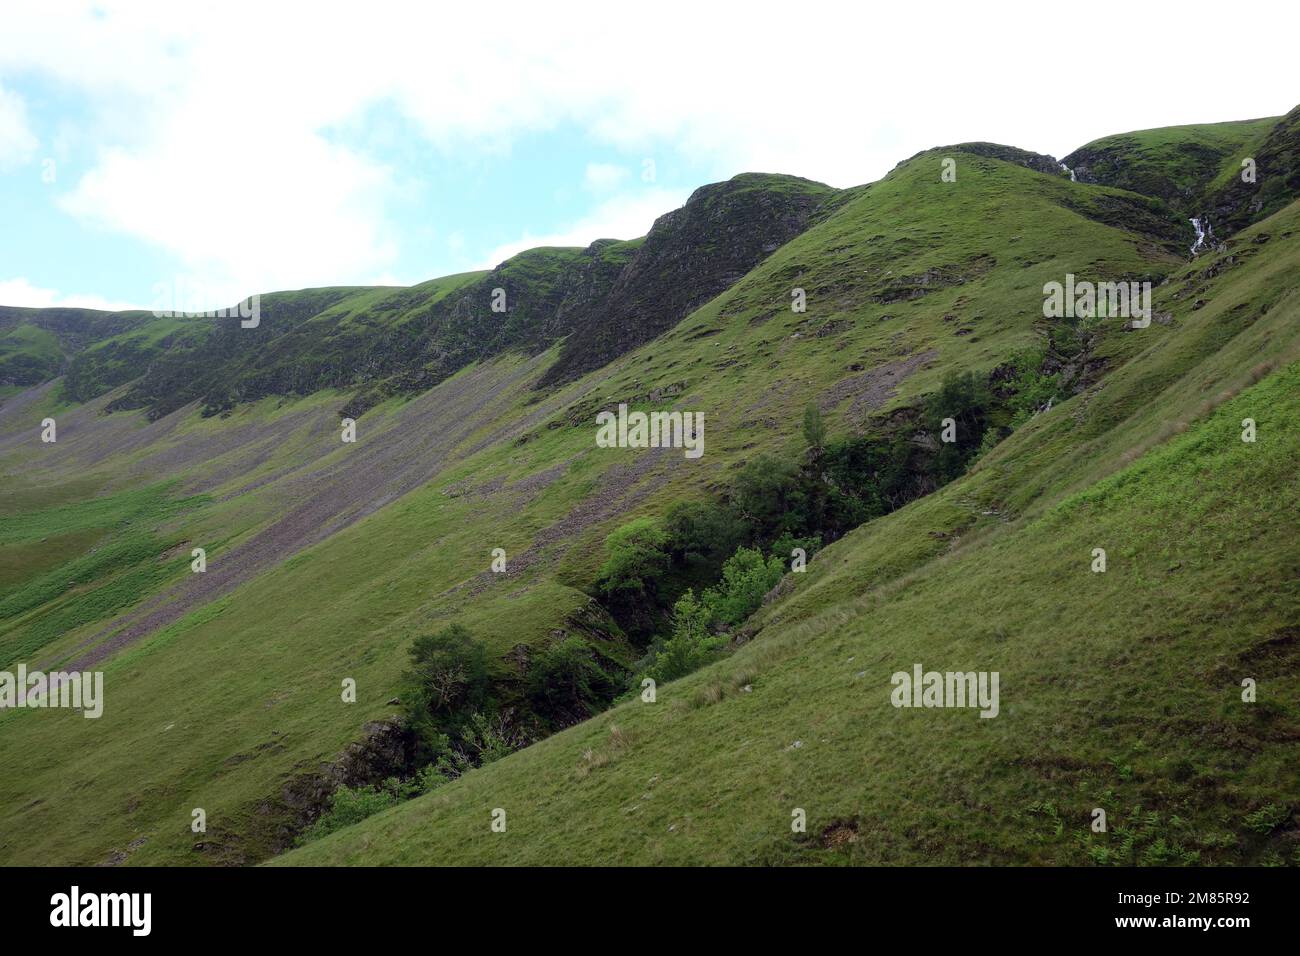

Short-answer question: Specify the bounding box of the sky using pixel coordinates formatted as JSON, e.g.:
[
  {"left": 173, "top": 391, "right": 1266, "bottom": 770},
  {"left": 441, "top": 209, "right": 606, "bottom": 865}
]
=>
[{"left": 0, "top": 0, "right": 1296, "bottom": 311}]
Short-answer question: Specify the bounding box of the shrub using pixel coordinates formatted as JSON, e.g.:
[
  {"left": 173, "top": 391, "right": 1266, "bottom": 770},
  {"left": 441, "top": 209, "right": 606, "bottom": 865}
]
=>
[
  {"left": 924, "top": 371, "right": 994, "bottom": 481},
  {"left": 400, "top": 623, "right": 490, "bottom": 762},
  {"left": 662, "top": 499, "right": 746, "bottom": 568},
  {"left": 415, "top": 763, "right": 451, "bottom": 794},
  {"left": 526, "top": 637, "right": 622, "bottom": 728},
  {"left": 297, "top": 777, "right": 413, "bottom": 844},
  {"left": 772, "top": 532, "right": 822, "bottom": 568},
  {"left": 429, "top": 710, "right": 531, "bottom": 779},
  {"left": 597, "top": 517, "right": 669, "bottom": 594},
  {"left": 820, "top": 431, "right": 925, "bottom": 521},
  {"left": 642, "top": 589, "right": 725, "bottom": 684},
  {"left": 702, "top": 546, "right": 785, "bottom": 626},
  {"left": 1003, "top": 349, "right": 1061, "bottom": 427},
  {"left": 729, "top": 454, "right": 809, "bottom": 546}
]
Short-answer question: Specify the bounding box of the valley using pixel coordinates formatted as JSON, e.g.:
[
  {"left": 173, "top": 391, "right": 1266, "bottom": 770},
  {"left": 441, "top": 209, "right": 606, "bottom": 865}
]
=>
[{"left": 2, "top": 109, "right": 1298, "bottom": 868}]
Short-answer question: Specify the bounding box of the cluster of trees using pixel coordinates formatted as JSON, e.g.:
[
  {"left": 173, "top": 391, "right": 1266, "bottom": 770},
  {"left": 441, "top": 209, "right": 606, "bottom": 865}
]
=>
[
  {"left": 597, "top": 359, "right": 1067, "bottom": 684},
  {"left": 596, "top": 372, "right": 1005, "bottom": 643},
  {"left": 303, "top": 622, "right": 620, "bottom": 844},
  {"left": 400, "top": 623, "right": 622, "bottom": 771},
  {"left": 639, "top": 547, "right": 786, "bottom": 684}
]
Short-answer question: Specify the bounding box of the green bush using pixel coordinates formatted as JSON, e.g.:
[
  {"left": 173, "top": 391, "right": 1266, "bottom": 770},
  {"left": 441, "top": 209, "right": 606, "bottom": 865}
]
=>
[
  {"left": 297, "top": 777, "right": 413, "bottom": 844},
  {"left": 924, "top": 371, "right": 994, "bottom": 481},
  {"left": 597, "top": 517, "right": 669, "bottom": 594},
  {"left": 662, "top": 499, "right": 746, "bottom": 568},
  {"left": 823, "top": 434, "right": 910, "bottom": 514},
  {"left": 642, "top": 589, "right": 726, "bottom": 684},
  {"left": 400, "top": 623, "right": 490, "bottom": 762},
  {"left": 428, "top": 711, "right": 531, "bottom": 779},
  {"left": 702, "top": 547, "right": 785, "bottom": 626},
  {"left": 1002, "top": 348, "right": 1062, "bottom": 428},
  {"left": 296, "top": 768, "right": 454, "bottom": 845},
  {"left": 730, "top": 454, "right": 810, "bottom": 545},
  {"left": 526, "top": 637, "right": 622, "bottom": 728},
  {"left": 772, "top": 532, "right": 822, "bottom": 568}
]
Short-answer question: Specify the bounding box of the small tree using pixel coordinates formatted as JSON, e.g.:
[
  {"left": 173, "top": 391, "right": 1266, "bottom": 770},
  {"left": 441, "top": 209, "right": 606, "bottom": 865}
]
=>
[
  {"left": 597, "top": 517, "right": 669, "bottom": 594},
  {"left": 401, "top": 623, "right": 490, "bottom": 762},
  {"left": 663, "top": 499, "right": 746, "bottom": 567},
  {"left": 431, "top": 710, "right": 532, "bottom": 778},
  {"left": 703, "top": 546, "right": 786, "bottom": 626},
  {"left": 644, "top": 589, "right": 723, "bottom": 684},
  {"left": 924, "top": 371, "right": 994, "bottom": 482},
  {"left": 730, "top": 454, "right": 807, "bottom": 546},
  {"left": 526, "top": 637, "right": 621, "bottom": 727}
]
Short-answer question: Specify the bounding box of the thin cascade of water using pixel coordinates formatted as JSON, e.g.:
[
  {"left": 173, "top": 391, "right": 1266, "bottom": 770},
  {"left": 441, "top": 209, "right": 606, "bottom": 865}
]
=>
[{"left": 1190, "top": 217, "right": 1210, "bottom": 255}]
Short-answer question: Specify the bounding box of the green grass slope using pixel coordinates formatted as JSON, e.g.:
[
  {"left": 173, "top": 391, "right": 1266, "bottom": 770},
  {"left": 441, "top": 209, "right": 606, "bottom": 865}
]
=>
[
  {"left": 0, "top": 140, "right": 1293, "bottom": 868},
  {"left": 281, "top": 198, "right": 1300, "bottom": 866},
  {"left": 1063, "top": 108, "right": 1300, "bottom": 249},
  {"left": 1062, "top": 116, "right": 1278, "bottom": 216},
  {"left": 1203, "top": 106, "right": 1300, "bottom": 236}
]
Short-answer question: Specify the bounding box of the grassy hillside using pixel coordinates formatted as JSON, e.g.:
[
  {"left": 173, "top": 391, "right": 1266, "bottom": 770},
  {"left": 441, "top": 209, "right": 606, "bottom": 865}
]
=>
[
  {"left": 2, "top": 174, "right": 838, "bottom": 426},
  {"left": 0, "top": 323, "right": 63, "bottom": 390},
  {"left": 1203, "top": 106, "right": 1300, "bottom": 236},
  {"left": 1062, "top": 116, "right": 1278, "bottom": 215},
  {"left": 1, "top": 115, "right": 1297, "bottom": 868},
  {"left": 1063, "top": 110, "right": 1300, "bottom": 249},
  {"left": 282, "top": 198, "right": 1300, "bottom": 866}
]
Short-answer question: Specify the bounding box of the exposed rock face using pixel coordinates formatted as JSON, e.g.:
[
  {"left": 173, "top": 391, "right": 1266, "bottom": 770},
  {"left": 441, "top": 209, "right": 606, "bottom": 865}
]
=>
[
  {"left": 88, "top": 254, "right": 598, "bottom": 419},
  {"left": 1201, "top": 106, "right": 1300, "bottom": 237},
  {"left": 537, "top": 173, "right": 837, "bottom": 386},
  {"left": 1062, "top": 136, "right": 1229, "bottom": 213},
  {"left": 536, "top": 240, "right": 629, "bottom": 338},
  {"left": 1063, "top": 109, "right": 1300, "bottom": 241},
  {"left": 30, "top": 174, "right": 834, "bottom": 418},
  {"left": 88, "top": 287, "right": 374, "bottom": 416}
]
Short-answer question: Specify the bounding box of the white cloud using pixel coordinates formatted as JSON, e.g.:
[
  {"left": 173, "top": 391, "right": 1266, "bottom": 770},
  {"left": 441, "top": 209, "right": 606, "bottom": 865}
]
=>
[
  {"left": 0, "top": 83, "right": 38, "bottom": 168},
  {"left": 57, "top": 127, "right": 399, "bottom": 299},
  {"left": 584, "top": 162, "right": 629, "bottom": 192},
  {"left": 0, "top": 277, "right": 141, "bottom": 311},
  {"left": 2, "top": 0, "right": 1298, "bottom": 296},
  {"left": 477, "top": 187, "right": 689, "bottom": 268}
]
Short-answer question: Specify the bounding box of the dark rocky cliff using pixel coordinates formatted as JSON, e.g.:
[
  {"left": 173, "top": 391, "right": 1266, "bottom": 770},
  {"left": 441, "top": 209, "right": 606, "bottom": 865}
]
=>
[{"left": 537, "top": 173, "right": 837, "bottom": 386}]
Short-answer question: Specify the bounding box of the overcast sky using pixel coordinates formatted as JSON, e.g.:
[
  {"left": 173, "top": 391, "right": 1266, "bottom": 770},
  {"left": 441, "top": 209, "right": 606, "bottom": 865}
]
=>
[{"left": 1, "top": 0, "right": 1296, "bottom": 310}]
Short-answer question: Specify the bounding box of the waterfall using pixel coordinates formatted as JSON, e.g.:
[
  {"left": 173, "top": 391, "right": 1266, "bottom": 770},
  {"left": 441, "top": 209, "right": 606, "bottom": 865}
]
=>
[
  {"left": 1059, "top": 162, "right": 1076, "bottom": 182},
  {"left": 1189, "top": 217, "right": 1211, "bottom": 255}
]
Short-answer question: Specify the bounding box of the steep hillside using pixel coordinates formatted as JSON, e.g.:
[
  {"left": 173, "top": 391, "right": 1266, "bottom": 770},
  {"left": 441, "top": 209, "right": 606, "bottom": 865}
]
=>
[
  {"left": 5, "top": 174, "right": 835, "bottom": 424},
  {"left": 1202, "top": 106, "right": 1300, "bottom": 237},
  {"left": 1063, "top": 110, "right": 1300, "bottom": 251},
  {"left": 1, "top": 114, "right": 1297, "bottom": 869},
  {"left": 538, "top": 173, "right": 837, "bottom": 385},
  {"left": 0, "top": 306, "right": 155, "bottom": 395},
  {"left": 1062, "top": 116, "right": 1277, "bottom": 217},
  {"left": 283, "top": 196, "right": 1300, "bottom": 867}
]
